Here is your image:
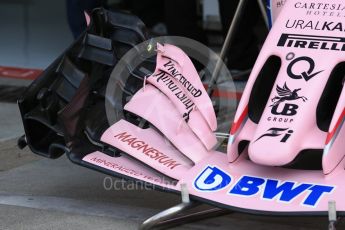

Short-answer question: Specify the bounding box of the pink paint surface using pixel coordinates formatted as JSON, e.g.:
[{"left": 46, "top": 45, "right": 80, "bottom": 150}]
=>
[{"left": 84, "top": 0, "right": 345, "bottom": 213}]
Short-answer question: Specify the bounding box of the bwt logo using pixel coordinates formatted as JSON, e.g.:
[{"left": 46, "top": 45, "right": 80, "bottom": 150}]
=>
[{"left": 194, "top": 166, "right": 334, "bottom": 207}]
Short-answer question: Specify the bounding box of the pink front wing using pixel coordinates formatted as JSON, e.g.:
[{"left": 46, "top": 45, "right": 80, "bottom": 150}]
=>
[
  {"left": 83, "top": 0, "right": 345, "bottom": 214},
  {"left": 83, "top": 151, "right": 179, "bottom": 190},
  {"left": 124, "top": 85, "right": 210, "bottom": 163},
  {"left": 147, "top": 50, "right": 217, "bottom": 150},
  {"left": 101, "top": 119, "right": 193, "bottom": 180},
  {"left": 83, "top": 150, "right": 345, "bottom": 214},
  {"left": 156, "top": 43, "right": 217, "bottom": 132}
]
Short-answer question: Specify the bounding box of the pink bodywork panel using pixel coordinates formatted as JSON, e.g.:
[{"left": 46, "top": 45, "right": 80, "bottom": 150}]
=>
[
  {"left": 269, "top": 0, "right": 287, "bottom": 26},
  {"left": 83, "top": 150, "right": 345, "bottom": 213},
  {"left": 101, "top": 119, "right": 193, "bottom": 180},
  {"left": 84, "top": 0, "right": 345, "bottom": 213},
  {"left": 83, "top": 151, "right": 179, "bottom": 190},
  {"left": 146, "top": 44, "right": 217, "bottom": 150},
  {"left": 84, "top": 12, "right": 91, "bottom": 26},
  {"left": 228, "top": 0, "right": 345, "bottom": 169},
  {"left": 124, "top": 85, "right": 210, "bottom": 163},
  {"left": 323, "top": 91, "right": 345, "bottom": 174},
  {"left": 154, "top": 44, "right": 217, "bottom": 132}
]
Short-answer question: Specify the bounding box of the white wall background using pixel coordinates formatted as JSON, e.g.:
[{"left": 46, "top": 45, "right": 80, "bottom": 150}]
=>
[
  {"left": 203, "top": 0, "right": 220, "bottom": 21},
  {"left": 0, "top": 0, "right": 73, "bottom": 69},
  {"left": 0, "top": 0, "right": 220, "bottom": 69}
]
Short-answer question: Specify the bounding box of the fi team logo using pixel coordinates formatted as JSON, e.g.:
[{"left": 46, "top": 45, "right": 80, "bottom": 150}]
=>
[{"left": 254, "top": 127, "right": 293, "bottom": 143}]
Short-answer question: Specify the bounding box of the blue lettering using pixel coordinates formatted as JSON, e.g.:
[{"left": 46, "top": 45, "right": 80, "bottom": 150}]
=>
[
  {"left": 194, "top": 167, "right": 335, "bottom": 207},
  {"left": 229, "top": 176, "right": 265, "bottom": 196},
  {"left": 194, "top": 166, "right": 231, "bottom": 191},
  {"left": 303, "top": 185, "right": 334, "bottom": 206},
  {"left": 263, "top": 180, "right": 312, "bottom": 202}
]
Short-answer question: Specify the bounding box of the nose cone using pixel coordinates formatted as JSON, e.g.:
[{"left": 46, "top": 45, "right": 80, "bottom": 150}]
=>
[
  {"left": 248, "top": 139, "right": 298, "bottom": 166},
  {"left": 249, "top": 144, "right": 296, "bottom": 166}
]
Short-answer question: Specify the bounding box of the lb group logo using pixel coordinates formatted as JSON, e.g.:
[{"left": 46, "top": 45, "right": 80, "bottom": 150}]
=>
[{"left": 270, "top": 82, "right": 307, "bottom": 117}]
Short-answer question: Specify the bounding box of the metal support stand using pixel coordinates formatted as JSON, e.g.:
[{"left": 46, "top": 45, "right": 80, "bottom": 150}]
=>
[
  {"left": 257, "top": 0, "right": 270, "bottom": 29},
  {"left": 139, "top": 184, "right": 231, "bottom": 230},
  {"left": 207, "top": 0, "right": 269, "bottom": 97},
  {"left": 207, "top": 0, "right": 248, "bottom": 96},
  {"left": 328, "top": 200, "right": 337, "bottom": 230}
]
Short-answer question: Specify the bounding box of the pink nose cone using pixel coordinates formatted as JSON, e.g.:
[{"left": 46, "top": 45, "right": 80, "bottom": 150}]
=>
[{"left": 248, "top": 142, "right": 297, "bottom": 167}]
